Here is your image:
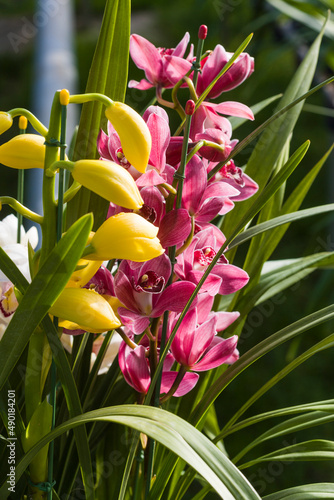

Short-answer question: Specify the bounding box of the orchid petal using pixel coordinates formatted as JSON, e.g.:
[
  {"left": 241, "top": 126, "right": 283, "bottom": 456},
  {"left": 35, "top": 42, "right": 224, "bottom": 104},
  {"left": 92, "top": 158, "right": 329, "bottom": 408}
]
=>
[
  {"left": 160, "top": 371, "right": 199, "bottom": 397},
  {"left": 130, "top": 34, "right": 162, "bottom": 85},
  {"left": 152, "top": 281, "right": 196, "bottom": 317},
  {"left": 158, "top": 209, "right": 191, "bottom": 248},
  {"left": 194, "top": 335, "right": 238, "bottom": 371}
]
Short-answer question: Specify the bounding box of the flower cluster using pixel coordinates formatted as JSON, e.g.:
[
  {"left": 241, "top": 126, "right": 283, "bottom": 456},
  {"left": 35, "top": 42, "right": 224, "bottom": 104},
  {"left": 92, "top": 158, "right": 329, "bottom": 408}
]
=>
[
  {"left": 0, "top": 28, "right": 257, "bottom": 403},
  {"left": 91, "top": 29, "right": 258, "bottom": 401}
]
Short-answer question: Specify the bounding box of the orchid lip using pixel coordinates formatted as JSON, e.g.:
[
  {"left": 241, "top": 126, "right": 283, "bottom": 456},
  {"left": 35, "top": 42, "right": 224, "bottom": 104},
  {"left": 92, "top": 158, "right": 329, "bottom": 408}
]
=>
[{"left": 133, "top": 271, "right": 165, "bottom": 294}]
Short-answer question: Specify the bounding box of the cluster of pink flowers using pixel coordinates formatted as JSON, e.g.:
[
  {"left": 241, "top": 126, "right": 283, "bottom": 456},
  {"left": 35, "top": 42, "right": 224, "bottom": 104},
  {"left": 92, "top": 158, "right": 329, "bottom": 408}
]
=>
[{"left": 77, "top": 29, "right": 258, "bottom": 401}]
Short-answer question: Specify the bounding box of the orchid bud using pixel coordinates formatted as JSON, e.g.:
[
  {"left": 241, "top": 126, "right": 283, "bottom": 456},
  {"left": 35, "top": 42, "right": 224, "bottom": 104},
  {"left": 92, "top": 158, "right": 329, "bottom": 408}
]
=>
[
  {"left": 67, "top": 259, "right": 102, "bottom": 288},
  {"left": 0, "top": 112, "right": 13, "bottom": 135},
  {"left": 0, "top": 134, "right": 46, "bottom": 169},
  {"left": 87, "top": 212, "right": 164, "bottom": 262},
  {"left": 71, "top": 159, "right": 144, "bottom": 209},
  {"left": 185, "top": 100, "right": 195, "bottom": 116},
  {"left": 198, "top": 25, "right": 208, "bottom": 40},
  {"left": 105, "top": 102, "right": 151, "bottom": 174},
  {"left": 50, "top": 287, "right": 121, "bottom": 333}
]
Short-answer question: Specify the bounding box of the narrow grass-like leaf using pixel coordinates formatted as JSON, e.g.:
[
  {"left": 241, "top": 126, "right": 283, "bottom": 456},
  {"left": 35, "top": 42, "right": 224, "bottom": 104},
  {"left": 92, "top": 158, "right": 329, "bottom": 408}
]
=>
[
  {"left": 217, "top": 401, "right": 334, "bottom": 441},
  {"left": 223, "top": 333, "right": 334, "bottom": 435},
  {"left": 0, "top": 213, "right": 93, "bottom": 390},
  {"left": 240, "top": 439, "right": 334, "bottom": 469},
  {"left": 8, "top": 406, "right": 261, "bottom": 500},
  {"left": 220, "top": 21, "right": 328, "bottom": 241},
  {"left": 229, "top": 94, "right": 282, "bottom": 130},
  {"left": 190, "top": 304, "right": 334, "bottom": 427},
  {"left": 233, "top": 411, "right": 334, "bottom": 464},
  {"left": 268, "top": 0, "right": 334, "bottom": 38},
  {"left": 228, "top": 252, "right": 334, "bottom": 328},
  {"left": 263, "top": 482, "right": 334, "bottom": 499},
  {"left": 228, "top": 203, "right": 334, "bottom": 251},
  {"left": 42, "top": 316, "right": 94, "bottom": 500}
]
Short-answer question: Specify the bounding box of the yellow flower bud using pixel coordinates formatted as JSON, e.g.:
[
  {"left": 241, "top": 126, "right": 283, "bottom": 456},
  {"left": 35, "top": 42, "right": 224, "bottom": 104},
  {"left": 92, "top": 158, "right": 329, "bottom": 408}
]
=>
[
  {"left": 87, "top": 212, "right": 164, "bottom": 262},
  {"left": 0, "top": 112, "right": 13, "bottom": 134},
  {"left": 50, "top": 287, "right": 121, "bottom": 333},
  {"left": 0, "top": 134, "right": 46, "bottom": 169},
  {"left": 105, "top": 102, "right": 151, "bottom": 174},
  {"left": 72, "top": 159, "right": 144, "bottom": 209},
  {"left": 67, "top": 259, "right": 102, "bottom": 288}
]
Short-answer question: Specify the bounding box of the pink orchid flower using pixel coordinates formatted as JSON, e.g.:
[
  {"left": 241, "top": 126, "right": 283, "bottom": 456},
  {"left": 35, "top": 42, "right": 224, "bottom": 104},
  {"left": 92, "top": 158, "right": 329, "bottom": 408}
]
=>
[
  {"left": 207, "top": 159, "right": 259, "bottom": 202},
  {"left": 181, "top": 155, "right": 240, "bottom": 225},
  {"left": 196, "top": 44, "right": 254, "bottom": 99},
  {"left": 128, "top": 33, "right": 193, "bottom": 90},
  {"left": 170, "top": 308, "right": 239, "bottom": 372},
  {"left": 119, "top": 336, "right": 198, "bottom": 396},
  {"left": 175, "top": 226, "right": 249, "bottom": 297},
  {"left": 114, "top": 254, "right": 196, "bottom": 334}
]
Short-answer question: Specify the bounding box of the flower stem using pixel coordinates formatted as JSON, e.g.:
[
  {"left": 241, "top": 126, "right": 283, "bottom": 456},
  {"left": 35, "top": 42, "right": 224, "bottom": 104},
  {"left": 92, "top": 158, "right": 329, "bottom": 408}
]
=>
[
  {"left": 0, "top": 197, "right": 43, "bottom": 224},
  {"left": 8, "top": 108, "right": 48, "bottom": 136}
]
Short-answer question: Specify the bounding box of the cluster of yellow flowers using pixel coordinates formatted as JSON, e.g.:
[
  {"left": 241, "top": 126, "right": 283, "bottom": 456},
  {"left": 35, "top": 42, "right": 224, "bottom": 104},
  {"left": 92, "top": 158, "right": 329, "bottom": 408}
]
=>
[{"left": 0, "top": 96, "right": 163, "bottom": 334}]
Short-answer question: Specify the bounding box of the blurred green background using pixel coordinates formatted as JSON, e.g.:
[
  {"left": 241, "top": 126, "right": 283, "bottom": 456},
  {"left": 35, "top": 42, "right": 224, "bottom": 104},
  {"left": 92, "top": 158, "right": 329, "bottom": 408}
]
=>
[{"left": 1, "top": 0, "right": 334, "bottom": 497}]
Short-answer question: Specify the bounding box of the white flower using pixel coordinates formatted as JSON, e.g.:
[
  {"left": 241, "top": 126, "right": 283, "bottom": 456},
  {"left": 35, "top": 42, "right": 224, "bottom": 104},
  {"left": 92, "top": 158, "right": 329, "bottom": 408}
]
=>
[{"left": 0, "top": 215, "right": 39, "bottom": 338}]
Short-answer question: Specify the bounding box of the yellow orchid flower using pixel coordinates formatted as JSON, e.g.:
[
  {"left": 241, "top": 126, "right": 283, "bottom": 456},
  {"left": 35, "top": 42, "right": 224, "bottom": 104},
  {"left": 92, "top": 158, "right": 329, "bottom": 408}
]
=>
[
  {"left": 50, "top": 288, "right": 121, "bottom": 333},
  {"left": 87, "top": 212, "right": 164, "bottom": 262},
  {"left": 0, "top": 134, "right": 46, "bottom": 169},
  {"left": 71, "top": 159, "right": 144, "bottom": 209},
  {"left": 105, "top": 102, "right": 151, "bottom": 174},
  {"left": 0, "top": 112, "right": 13, "bottom": 135}
]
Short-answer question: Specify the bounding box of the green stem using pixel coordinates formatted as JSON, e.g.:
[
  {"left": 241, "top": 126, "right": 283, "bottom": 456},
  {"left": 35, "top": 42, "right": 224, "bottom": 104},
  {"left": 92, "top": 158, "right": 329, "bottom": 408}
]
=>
[
  {"left": 62, "top": 180, "right": 82, "bottom": 204},
  {"left": 8, "top": 108, "right": 48, "bottom": 136},
  {"left": 40, "top": 91, "right": 62, "bottom": 265},
  {"left": 16, "top": 126, "right": 26, "bottom": 242},
  {"left": 69, "top": 92, "right": 113, "bottom": 108},
  {"left": 0, "top": 197, "right": 43, "bottom": 224},
  {"left": 45, "top": 160, "right": 74, "bottom": 177}
]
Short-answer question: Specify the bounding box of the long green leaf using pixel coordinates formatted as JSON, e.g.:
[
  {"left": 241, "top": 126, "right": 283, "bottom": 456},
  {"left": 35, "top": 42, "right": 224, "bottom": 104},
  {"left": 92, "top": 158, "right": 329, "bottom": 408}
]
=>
[
  {"left": 268, "top": 0, "right": 334, "bottom": 38},
  {"left": 263, "top": 482, "right": 334, "bottom": 499},
  {"left": 221, "top": 20, "right": 327, "bottom": 244},
  {"left": 190, "top": 304, "right": 334, "bottom": 426},
  {"left": 224, "top": 333, "right": 334, "bottom": 436},
  {"left": 228, "top": 203, "right": 334, "bottom": 251},
  {"left": 0, "top": 213, "right": 93, "bottom": 390},
  {"left": 240, "top": 439, "right": 334, "bottom": 469},
  {"left": 233, "top": 411, "right": 334, "bottom": 464},
  {"left": 6, "top": 406, "right": 261, "bottom": 500},
  {"left": 217, "top": 401, "right": 334, "bottom": 440},
  {"left": 229, "top": 94, "right": 282, "bottom": 130},
  {"left": 42, "top": 316, "right": 94, "bottom": 500}
]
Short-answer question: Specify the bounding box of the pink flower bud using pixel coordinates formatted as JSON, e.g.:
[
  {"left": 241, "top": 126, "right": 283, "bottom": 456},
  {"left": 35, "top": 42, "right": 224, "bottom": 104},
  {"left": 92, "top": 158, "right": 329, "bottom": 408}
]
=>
[
  {"left": 198, "top": 25, "right": 208, "bottom": 40},
  {"left": 185, "top": 100, "right": 195, "bottom": 116}
]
